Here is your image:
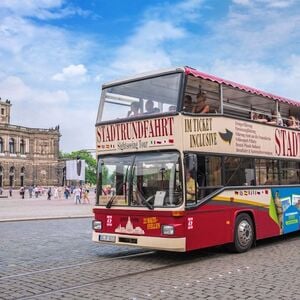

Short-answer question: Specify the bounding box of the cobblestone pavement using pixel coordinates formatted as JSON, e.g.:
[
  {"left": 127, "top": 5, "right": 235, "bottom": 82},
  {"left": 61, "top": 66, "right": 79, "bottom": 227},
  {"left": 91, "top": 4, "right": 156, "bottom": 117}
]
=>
[{"left": 1, "top": 218, "right": 299, "bottom": 300}]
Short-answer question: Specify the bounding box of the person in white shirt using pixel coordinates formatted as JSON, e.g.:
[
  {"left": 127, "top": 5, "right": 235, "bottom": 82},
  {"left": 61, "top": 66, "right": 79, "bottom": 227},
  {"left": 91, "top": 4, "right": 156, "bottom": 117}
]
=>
[{"left": 73, "top": 186, "right": 81, "bottom": 204}]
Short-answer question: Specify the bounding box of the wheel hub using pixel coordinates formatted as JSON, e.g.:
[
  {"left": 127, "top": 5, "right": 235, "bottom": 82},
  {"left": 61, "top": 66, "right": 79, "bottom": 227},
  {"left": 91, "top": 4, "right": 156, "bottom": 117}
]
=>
[{"left": 237, "top": 220, "right": 253, "bottom": 247}]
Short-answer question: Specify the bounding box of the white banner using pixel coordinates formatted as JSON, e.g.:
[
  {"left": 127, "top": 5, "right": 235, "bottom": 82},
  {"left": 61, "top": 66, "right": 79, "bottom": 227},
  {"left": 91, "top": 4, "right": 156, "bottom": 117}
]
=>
[{"left": 66, "top": 159, "right": 86, "bottom": 181}]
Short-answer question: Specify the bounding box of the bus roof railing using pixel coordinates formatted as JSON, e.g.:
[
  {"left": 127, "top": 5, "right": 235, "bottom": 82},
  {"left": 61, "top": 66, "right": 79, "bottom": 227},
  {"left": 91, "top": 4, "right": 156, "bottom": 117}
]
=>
[{"left": 185, "top": 66, "right": 300, "bottom": 108}]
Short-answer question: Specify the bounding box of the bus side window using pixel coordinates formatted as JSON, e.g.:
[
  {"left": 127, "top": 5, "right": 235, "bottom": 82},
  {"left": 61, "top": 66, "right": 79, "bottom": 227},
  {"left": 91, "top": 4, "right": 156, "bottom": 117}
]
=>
[
  {"left": 185, "top": 154, "right": 222, "bottom": 204},
  {"left": 224, "top": 157, "right": 255, "bottom": 186}
]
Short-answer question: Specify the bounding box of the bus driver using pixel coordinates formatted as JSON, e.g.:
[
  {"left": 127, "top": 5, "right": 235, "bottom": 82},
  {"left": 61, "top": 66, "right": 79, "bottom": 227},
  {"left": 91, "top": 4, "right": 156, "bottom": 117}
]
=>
[{"left": 186, "top": 171, "right": 196, "bottom": 201}]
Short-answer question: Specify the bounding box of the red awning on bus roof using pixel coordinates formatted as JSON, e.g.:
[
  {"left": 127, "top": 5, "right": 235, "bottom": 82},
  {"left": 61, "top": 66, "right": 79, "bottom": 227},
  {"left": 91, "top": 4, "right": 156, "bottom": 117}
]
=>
[{"left": 184, "top": 67, "right": 300, "bottom": 108}]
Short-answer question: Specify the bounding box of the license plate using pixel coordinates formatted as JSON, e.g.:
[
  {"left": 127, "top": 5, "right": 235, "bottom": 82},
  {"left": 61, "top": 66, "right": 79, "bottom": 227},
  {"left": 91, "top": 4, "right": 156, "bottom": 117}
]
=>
[{"left": 99, "top": 234, "right": 116, "bottom": 243}]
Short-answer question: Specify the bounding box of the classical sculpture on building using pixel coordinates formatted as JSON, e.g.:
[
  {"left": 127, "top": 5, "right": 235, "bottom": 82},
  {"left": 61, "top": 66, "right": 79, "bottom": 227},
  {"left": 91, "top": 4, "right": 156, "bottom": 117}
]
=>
[{"left": 0, "top": 99, "right": 62, "bottom": 188}]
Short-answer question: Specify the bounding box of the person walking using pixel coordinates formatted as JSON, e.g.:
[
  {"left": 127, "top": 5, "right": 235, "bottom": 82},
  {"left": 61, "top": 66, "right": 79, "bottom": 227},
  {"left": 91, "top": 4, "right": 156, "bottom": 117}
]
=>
[
  {"left": 53, "top": 187, "right": 58, "bottom": 199},
  {"left": 28, "top": 185, "right": 33, "bottom": 198},
  {"left": 58, "top": 187, "right": 62, "bottom": 200},
  {"left": 20, "top": 186, "right": 25, "bottom": 199},
  {"left": 9, "top": 186, "right": 13, "bottom": 197},
  {"left": 34, "top": 186, "right": 39, "bottom": 198},
  {"left": 82, "top": 188, "right": 90, "bottom": 204},
  {"left": 47, "top": 187, "right": 52, "bottom": 200},
  {"left": 73, "top": 186, "right": 81, "bottom": 204},
  {"left": 64, "top": 187, "right": 70, "bottom": 199}
]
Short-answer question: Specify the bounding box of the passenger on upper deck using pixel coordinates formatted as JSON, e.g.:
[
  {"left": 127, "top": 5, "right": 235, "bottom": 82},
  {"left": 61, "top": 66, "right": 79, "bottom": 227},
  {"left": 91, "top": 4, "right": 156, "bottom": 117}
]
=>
[
  {"left": 251, "top": 111, "right": 268, "bottom": 123},
  {"left": 192, "top": 92, "right": 210, "bottom": 114},
  {"left": 144, "top": 100, "right": 160, "bottom": 114},
  {"left": 287, "top": 116, "right": 298, "bottom": 129},
  {"left": 268, "top": 110, "right": 283, "bottom": 126},
  {"left": 127, "top": 102, "right": 140, "bottom": 117},
  {"left": 183, "top": 95, "right": 193, "bottom": 112}
]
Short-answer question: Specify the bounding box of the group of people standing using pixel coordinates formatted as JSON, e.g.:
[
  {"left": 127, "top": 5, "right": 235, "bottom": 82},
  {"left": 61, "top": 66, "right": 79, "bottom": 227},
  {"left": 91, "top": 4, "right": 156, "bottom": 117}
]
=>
[
  {"left": 72, "top": 186, "right": 91, "bottom": 204},
  {"left": 5, "top": 185, "right": 93, "bottom": 204},
  {"left": 46, "top": 186, "right": 91, "bottom": 204}
]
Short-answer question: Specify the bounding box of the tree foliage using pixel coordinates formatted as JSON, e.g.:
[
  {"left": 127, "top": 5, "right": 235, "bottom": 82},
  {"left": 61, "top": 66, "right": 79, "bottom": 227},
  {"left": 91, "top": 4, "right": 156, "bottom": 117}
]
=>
[{"left": 60, "top": 150, "right": 97, "bottom": 185}]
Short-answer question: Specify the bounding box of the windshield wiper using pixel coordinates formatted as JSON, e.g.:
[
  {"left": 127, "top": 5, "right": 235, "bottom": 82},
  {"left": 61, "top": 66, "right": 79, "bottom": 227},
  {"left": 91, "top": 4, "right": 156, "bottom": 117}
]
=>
[
  {"left": 106, "top": 195, "right": 116, "bottom": 208},
  {"left": 141, "top": 197, "right": 154, "bottom": 210},
  {"left": 136, "top": 189, "right": 154, "bottom": 210}
]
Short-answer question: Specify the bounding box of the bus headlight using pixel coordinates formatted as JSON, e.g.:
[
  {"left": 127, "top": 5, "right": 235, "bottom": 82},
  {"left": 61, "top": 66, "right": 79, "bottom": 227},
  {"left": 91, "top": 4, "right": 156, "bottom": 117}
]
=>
[
  {"left": 93, "top": 220, "right": 102, "bottom": 231},
  {"left": 162, "top": 225, "right": 174, "bottom": 235}
]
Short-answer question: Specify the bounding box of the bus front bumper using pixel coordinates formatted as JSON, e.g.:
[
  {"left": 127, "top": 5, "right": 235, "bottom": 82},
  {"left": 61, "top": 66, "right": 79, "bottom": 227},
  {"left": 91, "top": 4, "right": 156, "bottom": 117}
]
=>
[{"left": 92, "top": 231, "right": 186, "bottom": 252}]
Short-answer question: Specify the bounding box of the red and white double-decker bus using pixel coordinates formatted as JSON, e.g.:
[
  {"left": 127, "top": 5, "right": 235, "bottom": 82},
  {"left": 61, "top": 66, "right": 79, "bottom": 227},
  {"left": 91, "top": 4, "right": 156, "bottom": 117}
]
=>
[{"left": 92, "top": 67, "right": 300, "bottom": 252}]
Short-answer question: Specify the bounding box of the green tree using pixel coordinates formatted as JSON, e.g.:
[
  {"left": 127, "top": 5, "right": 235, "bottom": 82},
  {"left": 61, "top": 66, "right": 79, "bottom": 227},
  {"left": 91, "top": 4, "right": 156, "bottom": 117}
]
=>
[{"left": 60, "top": 150, "right": 97, "bottom": 185}]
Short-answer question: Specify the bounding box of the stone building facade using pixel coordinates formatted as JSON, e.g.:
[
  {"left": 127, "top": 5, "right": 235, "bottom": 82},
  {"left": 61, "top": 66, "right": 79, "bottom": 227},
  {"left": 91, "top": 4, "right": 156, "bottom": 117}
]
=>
[{"left": 0, "top": 99, "right": 62, "bottom": 188}]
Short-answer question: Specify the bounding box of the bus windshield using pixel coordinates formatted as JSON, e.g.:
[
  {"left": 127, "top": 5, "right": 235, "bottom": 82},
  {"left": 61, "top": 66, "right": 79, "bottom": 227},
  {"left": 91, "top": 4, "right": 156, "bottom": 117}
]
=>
[
  {"left": 97, "top": 152, "right": 183, "bottom": 208},
  {"left": 97, "top": 73, "right": 182, "bottom": 123}
]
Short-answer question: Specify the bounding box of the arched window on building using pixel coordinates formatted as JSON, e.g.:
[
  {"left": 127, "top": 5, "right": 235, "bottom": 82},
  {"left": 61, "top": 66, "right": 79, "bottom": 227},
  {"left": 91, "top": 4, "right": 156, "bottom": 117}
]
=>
[
  {"left": 9, "top": 166, "right": 15, "bottom": 187},
  {"left": 0, "top": 137, "right": 3, "bottom": 153},
  {"left": 20, "top": 139, "right": 25, "bottom": 154},
  {"left": 0, "top": 165, "right": 3, "bottom": 188},
  {"left": 20, "top": 167, "right": 25, "bottom": 187},
  {"left": 9, "top": 138, "right": 15, "bottom": 154}
]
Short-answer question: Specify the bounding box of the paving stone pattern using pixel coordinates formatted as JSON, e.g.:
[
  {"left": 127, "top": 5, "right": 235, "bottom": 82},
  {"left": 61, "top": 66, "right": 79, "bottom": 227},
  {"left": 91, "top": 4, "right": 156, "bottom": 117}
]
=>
[{"left": 1, "top": 219, "right": 299, "bottom": 300}]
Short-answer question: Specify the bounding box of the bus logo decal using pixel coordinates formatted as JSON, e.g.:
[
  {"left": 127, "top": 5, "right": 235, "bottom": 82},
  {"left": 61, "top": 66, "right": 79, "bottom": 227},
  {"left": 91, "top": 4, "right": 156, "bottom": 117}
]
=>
[
  {"left": 219, "top": 129, "right": 233, "bottom": 144},
  {"left": 115, "top": 217, "right": 145, "bottom": 235}
]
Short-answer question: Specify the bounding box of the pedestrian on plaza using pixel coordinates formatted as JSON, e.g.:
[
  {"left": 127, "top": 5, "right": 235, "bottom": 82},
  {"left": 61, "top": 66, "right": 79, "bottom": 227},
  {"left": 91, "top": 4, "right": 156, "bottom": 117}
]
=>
[
  {"left": 53, "top": 187, "right": 58, "bottom": 199},
  {"left": 0, "top": 187, "right": 3, "bottom": 195},
  {"left": 28, "top": 185, "right": 33, "bottom": 198},
  {"left": 47, "top": 187, "right": 52, "bottom": 200},
  {"left": 64, "top": 187, "right": 70, "bottom": 199},
  {"left": 9, "top": 186, "right": 13, "bottom": 197},
  {"left": 73, "top": 186, "right": 81, "bottom": 204},
  {"left": 19, "top": 186, "right": 25, "bottom": 199},
  {"left": 82, "top": 188, "right": 90, "bottom": 204},
  {"left": 34, "top": 186, "right": 39, "bottom": 198},
  {"left": 58, "top": 187, "right": 62, "bottom": 199}
]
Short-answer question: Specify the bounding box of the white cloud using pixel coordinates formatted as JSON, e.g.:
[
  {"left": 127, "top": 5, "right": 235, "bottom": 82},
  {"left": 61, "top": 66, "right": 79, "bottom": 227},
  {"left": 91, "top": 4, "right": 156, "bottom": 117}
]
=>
[
  {"left": 232, "top": 0, "right": 252, "bottom": 6},
  {"left": 0, "top": 6, "right": 98, "bottom": 151},
  {"left": 209, "top": 55, "right": 300, "bottom": 102},
  {"left": 258, "top": 0, "right": 296, "bottom": 8},
  {"left": 52, "top": 64, "right": 88, "bottom": 82},
  {"left": 0, "top": 16, "right": 91, "bottom": 76},
  {"left": 110, "top": 20, "right": 185, "bottom": 75},
  {"left": 108, "top": 0, "right": 206, "bottom": 76},
  {"left": 232, "top": 0, "right": 296, "bottom": 8},
  {"left": 0, "top": 75, "right": 96, "bottom": 152},
  {"left": 0, "top": 76, "right": 69, "bottom": 104},
  {"left": 0, "top": 0, "right": 90, "bottom": 20},
  {"left": 207, "top": 0, "right": 300, "bottom": 64}
]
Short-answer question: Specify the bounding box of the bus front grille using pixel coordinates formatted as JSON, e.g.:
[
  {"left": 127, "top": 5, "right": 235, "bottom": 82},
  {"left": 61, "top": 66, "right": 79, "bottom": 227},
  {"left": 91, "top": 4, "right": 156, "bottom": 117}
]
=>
[{"left": 118, "top": 237, "right": 138, "bottom": 244}]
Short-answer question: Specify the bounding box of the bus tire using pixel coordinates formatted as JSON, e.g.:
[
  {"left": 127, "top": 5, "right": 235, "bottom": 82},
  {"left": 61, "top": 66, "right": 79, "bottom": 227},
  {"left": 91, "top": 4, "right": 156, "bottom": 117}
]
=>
[{"left": 229, "top": 213, "right": 254, "bottom": 253}]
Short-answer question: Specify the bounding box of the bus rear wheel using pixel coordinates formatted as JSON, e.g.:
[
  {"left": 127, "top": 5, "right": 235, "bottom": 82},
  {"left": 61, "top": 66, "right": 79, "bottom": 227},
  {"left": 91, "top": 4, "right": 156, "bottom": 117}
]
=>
[{"left": 229, "top": 213, "right": 254, "bottom": 253}]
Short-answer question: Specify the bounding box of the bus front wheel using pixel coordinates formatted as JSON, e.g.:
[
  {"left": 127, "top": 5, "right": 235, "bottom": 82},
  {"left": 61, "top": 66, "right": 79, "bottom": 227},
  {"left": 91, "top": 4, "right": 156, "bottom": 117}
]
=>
[{"left": 229, "top": 213, "right": 254, "bottom": 253}]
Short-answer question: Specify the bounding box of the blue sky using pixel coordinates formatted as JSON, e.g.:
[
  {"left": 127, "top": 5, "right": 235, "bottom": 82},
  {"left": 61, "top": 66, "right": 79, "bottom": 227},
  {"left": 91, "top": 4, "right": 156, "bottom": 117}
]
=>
[{"left": 0, "top": 0, "right": 299, "bottom": 152}]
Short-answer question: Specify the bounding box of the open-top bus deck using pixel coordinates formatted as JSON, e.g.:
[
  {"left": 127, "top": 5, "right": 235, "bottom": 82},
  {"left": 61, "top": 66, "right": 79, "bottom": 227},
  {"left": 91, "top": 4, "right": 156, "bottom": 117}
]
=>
[{"left": 93, "top": 67, "right": 300, "bottom": 252}]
